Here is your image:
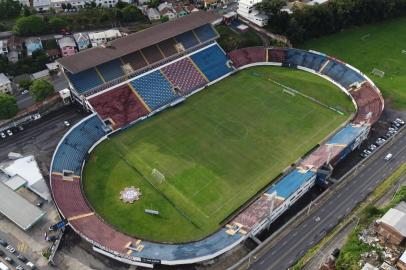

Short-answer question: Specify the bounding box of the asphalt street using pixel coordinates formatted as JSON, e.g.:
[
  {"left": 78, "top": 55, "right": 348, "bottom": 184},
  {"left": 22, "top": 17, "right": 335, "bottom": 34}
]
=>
[{"left": 248, "top": 130, "right": 406, "bottom": 270}]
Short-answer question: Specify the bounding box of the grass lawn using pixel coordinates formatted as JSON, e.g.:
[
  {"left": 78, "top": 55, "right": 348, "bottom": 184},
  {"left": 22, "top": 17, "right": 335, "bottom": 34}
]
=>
[
  {"left": 216, "top": 25, "right": 263, "bottom": 52},
  {"left": 83, "top": 66, "right": 353, "bottom": 243},
  {"left": 301, "top": 17, "right": 406, "bottom": 109}
]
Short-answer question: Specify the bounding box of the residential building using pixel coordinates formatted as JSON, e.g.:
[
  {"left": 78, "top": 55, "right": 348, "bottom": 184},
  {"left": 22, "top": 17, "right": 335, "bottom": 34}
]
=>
[
  {"left": 174, "top": 6, "right": 188, "bottom": 17},
  {"left": 0, "top": 40, "right": 8, "bottom": 56},
  {"left": 375, "top": 202, "right": 406, "bottom": 245},
  {"left": 88, "top": 29, "right": 121, "bottom": 47},
  {"left": 50, "top": 0, "right": 85, "bottom": 9},
  {"left": 73, "top": 33, "right": 90, "bottom": 51},
  {"left": 7, "top": 36, "right": 23, "bottom": 63},
  {"left": 58, "top": 36, "right": 77, "bottom": 57},
  {"left": 104, "top": 29, "right": 122, "bottom": 41},
  {"left": 0, "top": 73, "right": 12, "bottom": 94},
  {"left": 184, "top": 5, "right": 198, "bottom": 13},
  {"left": 25, "top": 38, "right": 43, "bottom": 56},
  {"left": 160, "top": 7, "right": 176, "bottom": 20},
  {"left": 237, "top": 0, "right": 268, "bottom": 26},
  {"left": 147, "top": 8, "right": 161, "bottom": 21},
  {"left": 33, "top": 0, "right": 51, "bottom": 11}
]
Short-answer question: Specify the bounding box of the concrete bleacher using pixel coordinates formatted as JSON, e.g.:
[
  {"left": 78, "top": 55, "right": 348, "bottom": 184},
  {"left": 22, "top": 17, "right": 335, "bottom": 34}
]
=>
[
  {"left": 286, "top": 49, "right": 306, "bottom": 67},
  {"left": 157, "top": 38, "right": 178, "bottom": 57},
  {"left": 193, "top": 24, "right": 217, "bottom": 43},
  {"left": 141, "top": 45, "right": 164, "bottom": 64},
  {"left": 351, "top": 82, "right": 383, "bottom": 124},
  {"left": 121, "top": 51, "right": 148, "bottom": 71},
  {"left": 190, "top": 44, "right": 232, "bottom": 81},
  {"left": 301, "top": 52, "right": 327, "bottom": 71},
  {"left": 175, "top": 31, "right": 200, "bottom": 49},
  {"left": 268, "top": 48, "right": 287, "bottom": 63},
  {"left": 88, "top": 84, "right": 150, "bottom": 129},
  {"left": 97, "top": 59, "right": 125, "bottom": 82},
  {"left": 227, "top": 47, "right": 266, "bottom": 67},
  {"left": 161, "top": 58, "right": 207, "bottom": 94},
  {"left": 67, "top": 68, "right": 103, "bottom": 93},
  {"left": 130, "top": 70, "right": 178, "bottom": 110},
  {"left": 52, "top": 115, "right": 107, "bottom": 175},
  {"left": 321, "top": 60, "right": 365, "bottom": 89}
]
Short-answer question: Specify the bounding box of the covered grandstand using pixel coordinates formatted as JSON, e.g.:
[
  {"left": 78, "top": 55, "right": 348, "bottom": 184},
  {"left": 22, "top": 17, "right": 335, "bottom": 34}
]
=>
[{"left": 52, "top": 12, "right": 384, "bottom": 268}]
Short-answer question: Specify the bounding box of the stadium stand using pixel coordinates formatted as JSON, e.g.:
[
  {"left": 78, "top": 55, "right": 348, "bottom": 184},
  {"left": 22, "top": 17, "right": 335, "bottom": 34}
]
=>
[
  {"left": 175, "top": 31, "right": 200, "bottom": 49},
  {"left": 351, "top": 82, "right": 383, "bottom": 124},
  {"left": 141, "top": 45, "right": 164, "bottom": 64},
  {"left": 121, "top": 51, "right": 148, "bottom": 71},
  {"left": 97, "top": 59, "right": 125, "bottom": 82},
  {"left": 157, "top": 38, "right": 178, "bottom": 57},
  {"left": 285, "top": 48, "right": 306, "bottom": 67},
  {"left": 88, "top": 84, "right": 150, "bottom": 129},
  {"left": 130, "top": 70, "right": 178, "bottom": 110},
  {"left": 51, "top": 175, "right": 93, "bottom": 219},
  {"left": 66, "top": 68, "right": 103, "bottom": 93},
  {"left": 321, "top": 60, "right": 365, "bottom": 89},
  {"left": 268, "top": 48, "right": 287, "bottom": 63},
  {"left": 266, "top": 169, "right": 316, "bottom": 199},
  {"left": 190, "top": 44, "right": 233, "bottom": 81},
  {"left": 227, "top": 47, "right": 266, "bottom": 67},
  {"left": 52, "top": 115, "right": 107, "bottom": 175},
  {"left": 161, "top": 58, "right": 208, "bottom": 94},
  {"left": 193, "top": 24, "right": 218, "bottom": 43},
  {"left": 301, "top": 51, "right": 327, "bottom": 71}
]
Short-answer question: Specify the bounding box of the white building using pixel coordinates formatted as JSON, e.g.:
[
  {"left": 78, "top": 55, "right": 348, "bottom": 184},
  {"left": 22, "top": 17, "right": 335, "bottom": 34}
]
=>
[
  {"left": 33, "top": 0, "right": 51, "bottom": 11},
  {"left": 147, "top": 8, "right": 160, "bottom": 21},
  {"left": 0, "top": 40, "right": 8, "bottom": 56},
  {"left": 237, "top": 0, "right": 268, "bottom": 27},
  {"left": 88, "top": 29, "right": 121, "bottom": 47},
  {"left": 0, "top": 73, "right": 12, "bottom": 94}
]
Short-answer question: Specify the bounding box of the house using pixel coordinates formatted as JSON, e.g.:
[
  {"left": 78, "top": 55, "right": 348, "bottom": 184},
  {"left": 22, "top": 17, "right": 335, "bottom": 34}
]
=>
[
  {"left": 31, "top": 70, "right": 50, "bottom": 80},
  {"left": 104, "top": 29, "right": 122, "bottom": 41},
  {"left": 25, "top": 38, "right": 43, "bottom": 57},
  {"left": 58, "top": 36, "right": 77, "bottom": 57},
  {"left": 50, "top": 0, "right": 86, "bottom": 10},
  {"left": 184, "top": 5, "right": 199, "bottom": 13},
  {"left": 174, "top": 6, "right": 188, "bottom": 17},
  {"left": 203, "top": 0, "right": 217, "bottom": 8},
  {"left": 0, "top": 40, "right": 8, "bottom": 56},
  {"left": 88, "top": 29, "right": 121, "bottom": 47},
  {"left": 375, "top": 202, "right": 406, "bottom": 246},
  {"left": 159, "top": 7, "right": 177, "bottom": 20},
  {"left": 7, "top": 36, "right": 23, "bottom": 63},
  {"left": 73, "top": 33, "right": 90, "bottom": 51},
  {"left": 147, "top": 8, "right": 160, "bottom": 21},
  {"left": 0, "top": 73, "right": 12, "bottom": 94},
  {"left": 33, "top": 0, "right": 51, "bottom": 11}
]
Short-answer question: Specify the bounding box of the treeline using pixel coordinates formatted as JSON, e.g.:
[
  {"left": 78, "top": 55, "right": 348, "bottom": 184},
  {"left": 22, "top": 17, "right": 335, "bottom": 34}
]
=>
[
  {"left": 259, "top": 0, "right": 406, "bottom": 44},
  {"left": 0, "top": 50, "right": 49, "bottom": 76}
]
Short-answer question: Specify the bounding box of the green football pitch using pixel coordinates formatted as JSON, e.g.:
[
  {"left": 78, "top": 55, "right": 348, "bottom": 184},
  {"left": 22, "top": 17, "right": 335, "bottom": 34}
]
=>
[
  {"left": 301, "top": 17, "right": 406, "bottom": 109},
  {"left": 83, "top": 66, "right": 354, "bottom": 243}
]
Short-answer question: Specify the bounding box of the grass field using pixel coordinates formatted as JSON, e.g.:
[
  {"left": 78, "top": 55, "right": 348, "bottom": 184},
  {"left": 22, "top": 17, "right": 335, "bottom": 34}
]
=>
[
  {"left": 301, "top": 17, "right": 406, "bottom": 109},
  {"left": 83, "top": 66, "right": 354, "bottom": 243}
]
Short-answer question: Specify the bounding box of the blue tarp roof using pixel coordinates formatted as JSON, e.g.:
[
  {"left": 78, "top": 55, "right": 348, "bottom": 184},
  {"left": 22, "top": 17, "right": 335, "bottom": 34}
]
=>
[{"left": 266, "top": 169, "right": 315, "bottom": 199}]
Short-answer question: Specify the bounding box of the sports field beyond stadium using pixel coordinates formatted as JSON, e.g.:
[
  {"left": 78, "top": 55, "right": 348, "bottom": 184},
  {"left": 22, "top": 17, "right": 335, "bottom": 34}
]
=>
[
  {"left": 302, "top": 17, "right": 406, "bottom": 109},
  {"left": 83, "top": 66, "right": 354, "bottom": 243}
]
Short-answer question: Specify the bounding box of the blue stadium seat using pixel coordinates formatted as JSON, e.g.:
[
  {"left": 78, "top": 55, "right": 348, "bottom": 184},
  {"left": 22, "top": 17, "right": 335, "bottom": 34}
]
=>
[
  {"left": 322, "top": 60, "right": 364, "bottom": 88},
  {"left": 130, "top": 71, "right": 178, "bottom": 110},
  {"left": 194, "top": 24, "right": 217, "bottom": 43},
  {"left": 301, "top": 52, "right": 326, "bottom": 71},
  {"left": 52, "top": 115, "right": 107, "bottom": 175},
  {"left": 175, "top": 31, "right": 200, "bottom": 49},
  {"left": 286, "top": 49, "right": 306, "bottom": 67},
  {"left": 190, "top": 44, "right": 233, "bottom": 81},
  {"left": 97, "top": 59, "right": 125, "bottom": 82},
  {"left": 67, "top": 68, "right": 103, "bottom": 93}
]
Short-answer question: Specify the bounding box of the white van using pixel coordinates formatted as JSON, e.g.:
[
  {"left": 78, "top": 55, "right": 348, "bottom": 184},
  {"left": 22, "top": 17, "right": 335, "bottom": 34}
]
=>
[
  {"left": 384, "top": 153, "right": 393, "bottom": 161},
  {"left": 0, "top": 262, "right": 9, "bottom": 270}
]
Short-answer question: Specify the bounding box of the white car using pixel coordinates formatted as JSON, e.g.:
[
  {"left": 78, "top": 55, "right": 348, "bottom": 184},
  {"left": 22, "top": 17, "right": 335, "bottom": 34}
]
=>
[
  {"left": 0, "top": 132, "right": 5, "bottom": 139},
  {"left": 26, "top": 261, "right": 36, "bottom": 269},
  {"left": 384, "top": 153, "right": 393, "bottom": 161},
  {"left": 395, "top": 118, "right": 404, "bottom": 125},
  {"left": 6, "top": 130, "right": 13, "bottom": 136},
  {"left": 64, "top": 121, "right": 70, "bottom": 127},
  {"left": 21, "top": 89, "right": 29, "bottom": 95},
  {"left": 6, "top": 244, "right": 15, "bottom": 253}
]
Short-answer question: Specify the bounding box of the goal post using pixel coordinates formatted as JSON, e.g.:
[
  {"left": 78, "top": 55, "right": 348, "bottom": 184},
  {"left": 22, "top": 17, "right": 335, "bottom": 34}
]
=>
[
  {"left": 371, "top": 68, "right": 385, "bottom": 78},
  {"left": 151, "top": 168, "right": 165, "bottom": 184}
]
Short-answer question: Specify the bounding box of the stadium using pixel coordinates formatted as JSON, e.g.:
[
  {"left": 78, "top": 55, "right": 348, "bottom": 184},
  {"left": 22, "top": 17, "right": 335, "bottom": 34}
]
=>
[{"left": 50, "top": 11, "right": 384, "bottom": 268}]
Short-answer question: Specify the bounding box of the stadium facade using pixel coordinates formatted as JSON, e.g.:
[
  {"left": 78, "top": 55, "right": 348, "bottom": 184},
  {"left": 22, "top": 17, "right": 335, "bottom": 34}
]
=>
[{"left": 52, "top": 12, "right": 384, "bottom": 267}]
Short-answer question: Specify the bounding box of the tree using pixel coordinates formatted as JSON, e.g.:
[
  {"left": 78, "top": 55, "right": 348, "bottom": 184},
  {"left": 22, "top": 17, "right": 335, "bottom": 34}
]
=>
[
  {"left": 29, "top": 79, "right": 54, "bottom": 101},
  {"left": 13, "top": 15, "right": 48, "bottom": 35},
  {"left": 115, "top": 0, "right": 128, "bottom": 9},
  {"left": 0, "top": 0, "right": 22, "bottom": 19},
  {"left": 148, "top": 0, "right": 159, "bottom": 8},
  {"left": 49, "top": 17, "right": 69, "bottom": 33},
  {"left": 256, "top": 0, "right": 285, "bottom": 16},
  {"left": 18, "top": 79, "right": 32, "bottom": 90},
  {"left": 21, "top": 5, "right": 31, "bottom": 17},
  {"left": 122, "top": 5, "right": 144, "bottom": 22},
  {"left": 0, "top": 93, "right": 18, "bottom": 120}
]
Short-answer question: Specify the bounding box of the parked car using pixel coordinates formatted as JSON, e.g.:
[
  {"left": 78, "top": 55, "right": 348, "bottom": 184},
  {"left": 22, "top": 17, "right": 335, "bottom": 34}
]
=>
[
  {"left": 6, "top": 245, "right": 15, "bottom": 253},
  {"left": 368, "top": 144, "right": 377, "bottom": 151},
  {"left": 5, "top": 257, "right": 13, "bottom": 264},
  {"left": 26, "top": 261, "right": 36, "bottom": 269},
  {"left": 16, "top": 265, "right": 24, "bottom": 270},
  {"left": 395, "top": 118, "right": 404, "bottom": 125},
  {"left": 64, "top": 121, "right": 70, "bottom": 127},
  {"left": 21, "top": 89, "right": 29, "bottom": 95},
  {"left": 0, "top": 132, "right": 5, "bottom": 139},
  {"left": 0, "top": 239, "right": 7, "bottom": 246},
  {"left": 18, "top": 126, "right": 24, "bottom": 131},
  {"left": 363, "top": 149, "right": 372, "bottom": 155},
  {"left": 6, "top": 130, "right": 12, "bottom": 136},
  {"left": 17, "top": 254, "right": 27, "bottom": 263},
  {"left": 360, "top": 152, "right": 367, "bottom": 158}
]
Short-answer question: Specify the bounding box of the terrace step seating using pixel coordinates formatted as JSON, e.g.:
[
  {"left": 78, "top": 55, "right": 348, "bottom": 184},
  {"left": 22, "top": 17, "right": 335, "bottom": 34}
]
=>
[
  {"left": 351, "top": 82, "right": 383, "bottom": 124},
  {"left": 190, "top": 44, "right": 233, "bottom": 81},
  {"left": 321, "top": 60, "right": 365, "bottom": 89},
  {"left": 67, "top": 68, "right": 103, "bottom": 93},
  {"left": 193, "top": 24, "right": 217, "bottom": 43},
  {"left": 227, "top": 47, "right": 266, "bottom": 68},
  {"left": 130, "top": 70, "right": 178, "bottom": 110},
  {"left": 268, "top": 48, "right": 287, "bottom": 63},
  {"left": 161, "top": 58, "right": 208, "bottom": 95},
  {"left": 88, "top": 84, "right": 150, "bottom": 129},
  {"left": 157, "top": 38, "right": 178, "bottom": 57},
  {"left": 97, "top": 59, "right": 125, "bottom": 82},
  {"left": 301, "top": 51, "right": 327, "bottom": 71},
  {"left": 175, "top": 31, "right": 200, "bottom": 49},
  {"left": 285, "top": 49, "right": 306, "bottom": 67},
  {"left": 141, "top": 45, "right": 164, "bottom": 64},
  {"left": 51, "top": 175, "right": 93, "bottom": 219},
  {"left": 121, "top": 51, "right": 148, "bottom": 71},
  {"left": 52, "top": 115, "right": 107, "bottom": 175}
]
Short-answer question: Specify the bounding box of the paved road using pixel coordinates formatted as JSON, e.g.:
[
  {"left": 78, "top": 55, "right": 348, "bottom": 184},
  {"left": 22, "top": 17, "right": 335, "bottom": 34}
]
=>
[{"left": 248, "top": 130, "right": 406, "bottom": 270}]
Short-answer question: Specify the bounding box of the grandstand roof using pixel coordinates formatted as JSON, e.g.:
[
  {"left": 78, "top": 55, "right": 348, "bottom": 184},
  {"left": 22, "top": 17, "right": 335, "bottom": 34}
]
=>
[{"left": 58, "top": 11, "right": 220, "bottom": 74}]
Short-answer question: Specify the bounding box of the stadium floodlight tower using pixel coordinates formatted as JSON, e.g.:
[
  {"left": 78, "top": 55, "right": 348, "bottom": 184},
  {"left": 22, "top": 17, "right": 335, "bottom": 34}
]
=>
[{"left": 237, "top": 0, "right": 268, "bottom": 27}]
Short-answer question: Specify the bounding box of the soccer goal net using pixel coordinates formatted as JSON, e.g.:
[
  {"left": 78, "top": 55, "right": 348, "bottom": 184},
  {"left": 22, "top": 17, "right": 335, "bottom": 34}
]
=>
[
  {"left": 151, "top": 169, "right": 165, "bottom": 184},
  {"left": 372, "top": 68, "right": 385, "bottom": 78}
]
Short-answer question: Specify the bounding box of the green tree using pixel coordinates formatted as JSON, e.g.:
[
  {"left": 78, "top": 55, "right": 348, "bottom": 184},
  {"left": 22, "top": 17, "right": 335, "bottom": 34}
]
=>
[
  {"left": 0, "top": 93, "right": 18, "bottom": 119},
  {"left": 0, "top": 0, "right": 22, "bottom": 19},
  {"left": 122, "top": 5, "right": 144, "bottom": 22},
  {"left": 256, "top": 0, "right": 285, "bottom": 16},
  {"left": 13, "top": 15, "right": 48, "bottom": 35},
  {"left": 49, "top": 17, "right": 69, "bottom": 32},
  {"left": 148, "top": 0, "right": 159, "bottom": 8},
  {"left": 18, "top": 79, "right": 32, "bottom": 90},
  {"left": 116, "top": 0, "right": 128, "bottom": 9},
  {"left": 29, "top": 79, "right": 54, "bottom": 101}
]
